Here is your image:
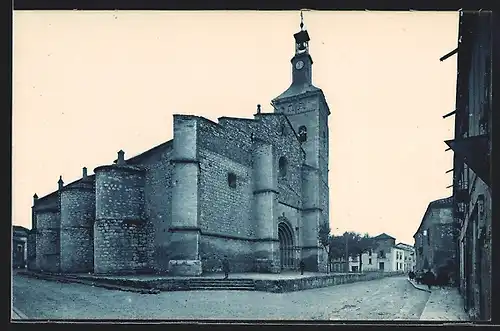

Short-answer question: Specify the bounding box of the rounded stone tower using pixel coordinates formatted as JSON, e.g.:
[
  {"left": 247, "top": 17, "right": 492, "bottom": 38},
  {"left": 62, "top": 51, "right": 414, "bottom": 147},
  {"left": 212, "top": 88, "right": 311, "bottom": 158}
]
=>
[
  {"left": 35, "top": 177, "right": 63, "bottom": 273},
  {"left": 59, "top": 167, "right": 95, "bottom": 273},
  {"left": 93, "top": 150, "right": 147, "bottom": 275}
]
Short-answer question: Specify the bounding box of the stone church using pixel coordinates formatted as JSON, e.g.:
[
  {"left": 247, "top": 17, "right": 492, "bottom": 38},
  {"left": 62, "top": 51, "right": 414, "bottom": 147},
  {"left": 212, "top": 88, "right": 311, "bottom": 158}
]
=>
[{"left": 27, "top": 18, "right": 331, "bottom": 276}]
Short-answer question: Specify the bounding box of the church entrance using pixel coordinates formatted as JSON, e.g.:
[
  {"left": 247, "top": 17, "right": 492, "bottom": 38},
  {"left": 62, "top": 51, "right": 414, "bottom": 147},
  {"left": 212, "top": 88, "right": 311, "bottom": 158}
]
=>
[{"left": 278, "top": 221, "right": 299, "bottom": 270}]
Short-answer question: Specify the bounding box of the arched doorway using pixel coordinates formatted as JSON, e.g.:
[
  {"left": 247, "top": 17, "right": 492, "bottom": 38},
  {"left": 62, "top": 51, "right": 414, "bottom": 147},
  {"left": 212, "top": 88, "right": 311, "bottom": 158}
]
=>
[{"left": 278, "top": 221, "right": 297, "bottom": 270}]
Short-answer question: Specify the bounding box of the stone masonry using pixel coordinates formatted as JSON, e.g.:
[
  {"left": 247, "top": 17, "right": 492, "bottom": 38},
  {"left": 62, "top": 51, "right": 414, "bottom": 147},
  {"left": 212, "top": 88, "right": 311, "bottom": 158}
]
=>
[
  {"left": 28, "top": 20, "right": 331, "bottom": 276},
  {"left": 413, "top": 197, "right": 455, "bottom": 273}
]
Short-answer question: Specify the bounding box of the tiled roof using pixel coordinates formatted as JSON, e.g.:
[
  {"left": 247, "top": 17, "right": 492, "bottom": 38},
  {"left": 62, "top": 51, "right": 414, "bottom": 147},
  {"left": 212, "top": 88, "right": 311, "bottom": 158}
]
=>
[
  {"left": 272, "top": 83, "right": 322, "bottom": 101},
  {"left": 373, "top": 233, "right": 396, "bottom": 240}
]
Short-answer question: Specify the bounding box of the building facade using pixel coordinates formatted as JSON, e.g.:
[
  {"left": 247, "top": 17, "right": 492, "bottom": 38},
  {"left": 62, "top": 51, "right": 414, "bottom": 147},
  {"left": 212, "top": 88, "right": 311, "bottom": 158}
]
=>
[
  {"left": 27, "top": 19, "right": 330, "bottom": 276},
  {"left": 395, "top": 243, "right": 416, "bottom": 272},
  {"left": 13, "top": 225, "right": 29, "bottom": 269},
  {"left": 370, "top": 233, "right": 398, "bottom": 272},
  {"left": 360, "top": 250, "right": 379, "bottom": 272},
  {"left": 413, "top": 197, "right": 455, "bottom": 273},
  {"left": 442, "top": 11, "right": 493, "bottom": 321}
]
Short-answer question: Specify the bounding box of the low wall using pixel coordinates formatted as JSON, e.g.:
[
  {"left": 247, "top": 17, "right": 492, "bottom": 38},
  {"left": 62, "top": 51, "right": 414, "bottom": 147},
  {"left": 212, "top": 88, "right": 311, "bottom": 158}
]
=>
[
  {"left": 254, "top": 271, "right": 405, "bottom": 293},
  {"left": 18, "top": 270, "right": 405, "bottom": 293}
]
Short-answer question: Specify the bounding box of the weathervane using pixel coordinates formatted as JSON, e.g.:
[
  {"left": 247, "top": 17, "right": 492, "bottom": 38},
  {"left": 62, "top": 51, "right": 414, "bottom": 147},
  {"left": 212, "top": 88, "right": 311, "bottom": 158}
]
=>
[{"left": 300, "top": 10, "right": 304, "bottom": 30}]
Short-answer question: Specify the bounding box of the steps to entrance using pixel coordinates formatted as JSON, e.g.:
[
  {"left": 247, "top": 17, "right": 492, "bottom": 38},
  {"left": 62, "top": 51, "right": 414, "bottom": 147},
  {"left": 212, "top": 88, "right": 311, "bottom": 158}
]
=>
[
  {"left": 17, "top": 271, "right": 256, "bottom": 292},
  {"left": 17, "top": 270, "right": 404, "bottom": 293},
  {"left": 183, "top": 279, "right": 256, "bottom": 291}
]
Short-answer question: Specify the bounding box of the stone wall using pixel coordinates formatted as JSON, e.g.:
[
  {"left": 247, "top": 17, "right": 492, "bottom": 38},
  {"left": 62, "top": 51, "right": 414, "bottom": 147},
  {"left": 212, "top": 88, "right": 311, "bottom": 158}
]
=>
[
  {"left": 199, "top": 149, "right": 254, "bottom": 238},
  {"left": 35, "top": 210, "right": 60, "bottom": 273},
  {"left": 199, "top": 235, "right": 256, "bottom": 273},
  {"left": 27, "top": 231, "right": 36, "bottom": 270},
  {"left": 196, "top": 118, "right": 255, "bottom": 272},
  {"left": 93, "top": 219, "right": 151, "bottom": 274},
  {"left": 254, "top": 271, "right": 404, "bottom": 293},
  {"left": 95, "top": 166, "right": 145, "bottom": 221},
  {"left": 414, "top": 199, "right": 454, "bottom": 272},
  {"left": 129, "top": 142, "right": 174, "bottom": 273},
  {"left": 253, "top": 114, "right": 304, "bottom": 209}
]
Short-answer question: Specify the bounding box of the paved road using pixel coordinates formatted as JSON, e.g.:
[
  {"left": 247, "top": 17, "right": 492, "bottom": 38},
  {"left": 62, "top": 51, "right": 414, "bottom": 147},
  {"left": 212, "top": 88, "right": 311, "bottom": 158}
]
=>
[{"left": 12, "top": 275, "right": 429, "bottom": 320}]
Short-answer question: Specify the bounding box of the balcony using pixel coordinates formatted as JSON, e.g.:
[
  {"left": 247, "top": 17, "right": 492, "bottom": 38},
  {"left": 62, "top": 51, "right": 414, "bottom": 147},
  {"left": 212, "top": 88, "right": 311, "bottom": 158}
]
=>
[{"left": 445, "top": 134, "right": 490, "bottom": 187}]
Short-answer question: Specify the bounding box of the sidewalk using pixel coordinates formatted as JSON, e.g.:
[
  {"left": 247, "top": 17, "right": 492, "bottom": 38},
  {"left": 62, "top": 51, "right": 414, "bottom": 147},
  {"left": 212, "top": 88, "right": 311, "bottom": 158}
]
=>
[
  {"left": 407, "top": 279, "right": 469, "bottom": 321},
  {"left": 420, "top": 287, "right": 469, "bottom": 321}
]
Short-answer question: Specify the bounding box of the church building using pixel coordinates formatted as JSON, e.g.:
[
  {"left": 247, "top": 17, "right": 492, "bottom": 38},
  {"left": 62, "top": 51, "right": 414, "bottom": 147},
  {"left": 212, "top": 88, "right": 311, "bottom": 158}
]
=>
[{"left": 27, "top": 17, "right": 331, "bottom": 276}]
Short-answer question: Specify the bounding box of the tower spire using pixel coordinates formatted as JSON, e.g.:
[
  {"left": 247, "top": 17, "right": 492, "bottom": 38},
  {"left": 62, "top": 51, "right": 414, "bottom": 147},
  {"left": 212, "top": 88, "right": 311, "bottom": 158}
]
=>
[{"left": 300, "top": 10, "right": 304, "bottom": 30}]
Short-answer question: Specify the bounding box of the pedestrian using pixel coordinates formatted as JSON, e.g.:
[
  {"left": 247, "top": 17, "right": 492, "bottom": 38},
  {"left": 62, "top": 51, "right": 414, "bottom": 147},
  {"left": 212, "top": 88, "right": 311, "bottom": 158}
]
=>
[
  {"left": 408, "top": 270, "right": 415, "bottom": 281},
  {"left": 222, "top": 255, "right": 230, "bottom": 279},
  {"left": 299, "top": 259, "right": 305, "bottom": 275}
]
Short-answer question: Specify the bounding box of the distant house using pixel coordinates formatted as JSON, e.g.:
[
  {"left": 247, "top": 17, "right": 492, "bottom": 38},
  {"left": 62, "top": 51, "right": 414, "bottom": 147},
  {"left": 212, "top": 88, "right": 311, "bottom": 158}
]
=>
[
  {"left": 13, "top": 225, "right": 29, "bottom": 269},
  {"left": 371, "top": 233, "right": 396, "bottom": 272},
  {"left": 360, "top": 249, "right": 379, "bottom": 272},
  {"left": 367, "top": 233, "right": 408, "bottom": 273},
  {"left": 331, "top": 256, "right": 361, "bottom": 273},
  {"left": 395, "top": 243, "right": 416, "bottom": 272},
  {"left": 332, "top": 233, "right": 408, "bottom": 273}
]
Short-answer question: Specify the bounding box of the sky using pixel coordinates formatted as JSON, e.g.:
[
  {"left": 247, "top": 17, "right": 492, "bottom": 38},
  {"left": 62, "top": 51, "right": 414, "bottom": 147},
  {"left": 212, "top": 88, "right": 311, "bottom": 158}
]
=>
[{"left": 12, "top": 10, "right": 459, "bottom": 245}]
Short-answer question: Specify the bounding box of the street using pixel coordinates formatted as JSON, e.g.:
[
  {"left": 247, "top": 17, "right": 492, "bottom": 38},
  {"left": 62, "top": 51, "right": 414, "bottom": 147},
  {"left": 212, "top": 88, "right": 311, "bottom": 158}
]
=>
[{"left": 12, "top": 275, "right": 429, "bottom": 320}]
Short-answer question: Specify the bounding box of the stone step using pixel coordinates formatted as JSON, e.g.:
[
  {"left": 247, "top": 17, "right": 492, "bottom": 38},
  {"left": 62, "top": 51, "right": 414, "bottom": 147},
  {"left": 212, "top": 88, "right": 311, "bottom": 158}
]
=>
[
  {"left": 20, "top": 272, "right": 256, "bottom": 292},
  {"left": 187, "top": 286, "right": 255, "bottom": 291},
  {"left": 187, "top": 282, "right": 255, "bottom": 287},
  {"left": 187, "top": 280, "right": 255, "bottom": 284}
]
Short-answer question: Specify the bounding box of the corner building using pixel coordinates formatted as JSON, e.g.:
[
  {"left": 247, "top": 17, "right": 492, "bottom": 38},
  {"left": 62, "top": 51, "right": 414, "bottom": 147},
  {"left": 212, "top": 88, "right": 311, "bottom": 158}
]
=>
[{"left": 28, "top": 21, "right": 330, "bottom": 276}]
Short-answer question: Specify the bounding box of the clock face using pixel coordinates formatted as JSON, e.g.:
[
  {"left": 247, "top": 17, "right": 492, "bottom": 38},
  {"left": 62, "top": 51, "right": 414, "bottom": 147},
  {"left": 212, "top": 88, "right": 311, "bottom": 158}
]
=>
[{"left": 295, "top": 61, "right": 304, "bottom": 70}]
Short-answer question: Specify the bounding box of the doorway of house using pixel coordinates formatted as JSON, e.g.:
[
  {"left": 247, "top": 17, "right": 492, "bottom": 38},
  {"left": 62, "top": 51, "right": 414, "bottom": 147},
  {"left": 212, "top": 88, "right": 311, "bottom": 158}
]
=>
[{"left": 379, "top": 262, "right": 385, "bottom": 271}]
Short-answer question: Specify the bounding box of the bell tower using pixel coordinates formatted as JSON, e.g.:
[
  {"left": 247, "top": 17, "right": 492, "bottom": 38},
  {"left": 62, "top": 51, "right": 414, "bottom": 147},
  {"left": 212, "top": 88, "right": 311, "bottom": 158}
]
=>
[
  {"left": 271, "top": 12, "right": 330, "bottom": 272},
  {"left": 291, "top": 12, "right": 313, "bottom": 86}
]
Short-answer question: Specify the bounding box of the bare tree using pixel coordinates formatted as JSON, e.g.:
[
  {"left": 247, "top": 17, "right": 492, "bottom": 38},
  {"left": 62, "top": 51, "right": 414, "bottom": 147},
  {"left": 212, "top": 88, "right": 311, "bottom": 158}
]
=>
[{"left": 318, "top": 221, "right": 331, "bottom": 273}]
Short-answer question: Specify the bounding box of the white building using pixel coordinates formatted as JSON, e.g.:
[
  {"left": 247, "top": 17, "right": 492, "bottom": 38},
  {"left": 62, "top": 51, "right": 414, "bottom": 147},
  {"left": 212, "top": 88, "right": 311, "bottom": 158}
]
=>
[
  {"left": 331, "top": 256, "right": 361, "bottom": 273},
  {"left": 361, "top": 250, "right": 379, "bottom": 272},
  {"left": 395, "top": 242, "right": 416, "bottom": 272},
  {"left": 329, "top": 234, "right": 415, "bottom": 273}
]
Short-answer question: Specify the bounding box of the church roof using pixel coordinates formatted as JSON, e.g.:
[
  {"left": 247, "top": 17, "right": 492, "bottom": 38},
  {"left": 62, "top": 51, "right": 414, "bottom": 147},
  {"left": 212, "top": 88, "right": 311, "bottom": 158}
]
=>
[{"left": 272, "top": 83, "right": 322, "bottom": 102}]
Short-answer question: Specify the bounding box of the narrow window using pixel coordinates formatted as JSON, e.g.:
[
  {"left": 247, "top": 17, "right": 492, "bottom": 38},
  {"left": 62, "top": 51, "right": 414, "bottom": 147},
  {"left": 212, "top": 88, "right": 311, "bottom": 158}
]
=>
[
  {"left": 228, "top": 172, "right": 237, "bottom": 188},
  {"left": 368, "top": 258, "right": 372, "bottom": 264},
  {"left": 298, "top": 126, "right": 307, "bottom": 142},
  {"left": 17, "top": 245, "right": 23, "bottom": 252},
  {"left": 280, "top": 123, "right": 287, "bottom": 136},
  {"left": 278, "top": 156, "right": 287, "bottom": 177}
]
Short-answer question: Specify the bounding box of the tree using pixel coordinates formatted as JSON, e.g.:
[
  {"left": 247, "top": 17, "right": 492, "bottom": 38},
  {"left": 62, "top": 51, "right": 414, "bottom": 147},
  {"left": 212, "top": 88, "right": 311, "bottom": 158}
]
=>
[
  {"left": 351, "top": 233, "right": 375, "bottom": 272},
  {"left": 329, "top": 235, "right": 344, "bottom": 260},
  {"left": 333, "top": 231, "right": 375, "bottom": 273},
  {"left": 318, "top": 221, "right": 331, "bottom": 272}
]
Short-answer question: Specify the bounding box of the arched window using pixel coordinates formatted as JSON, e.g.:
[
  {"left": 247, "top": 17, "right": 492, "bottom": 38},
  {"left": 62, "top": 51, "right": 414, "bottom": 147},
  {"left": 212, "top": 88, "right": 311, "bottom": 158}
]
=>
[
  {"left": 228, "top": 172, "right": 237, "bottom": 188},
  {"left": 298, "top": 126, "right": 307, "bottom": 142},
  {"left": 278, "top": 156, "right": 287, "bottom": 177}
]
